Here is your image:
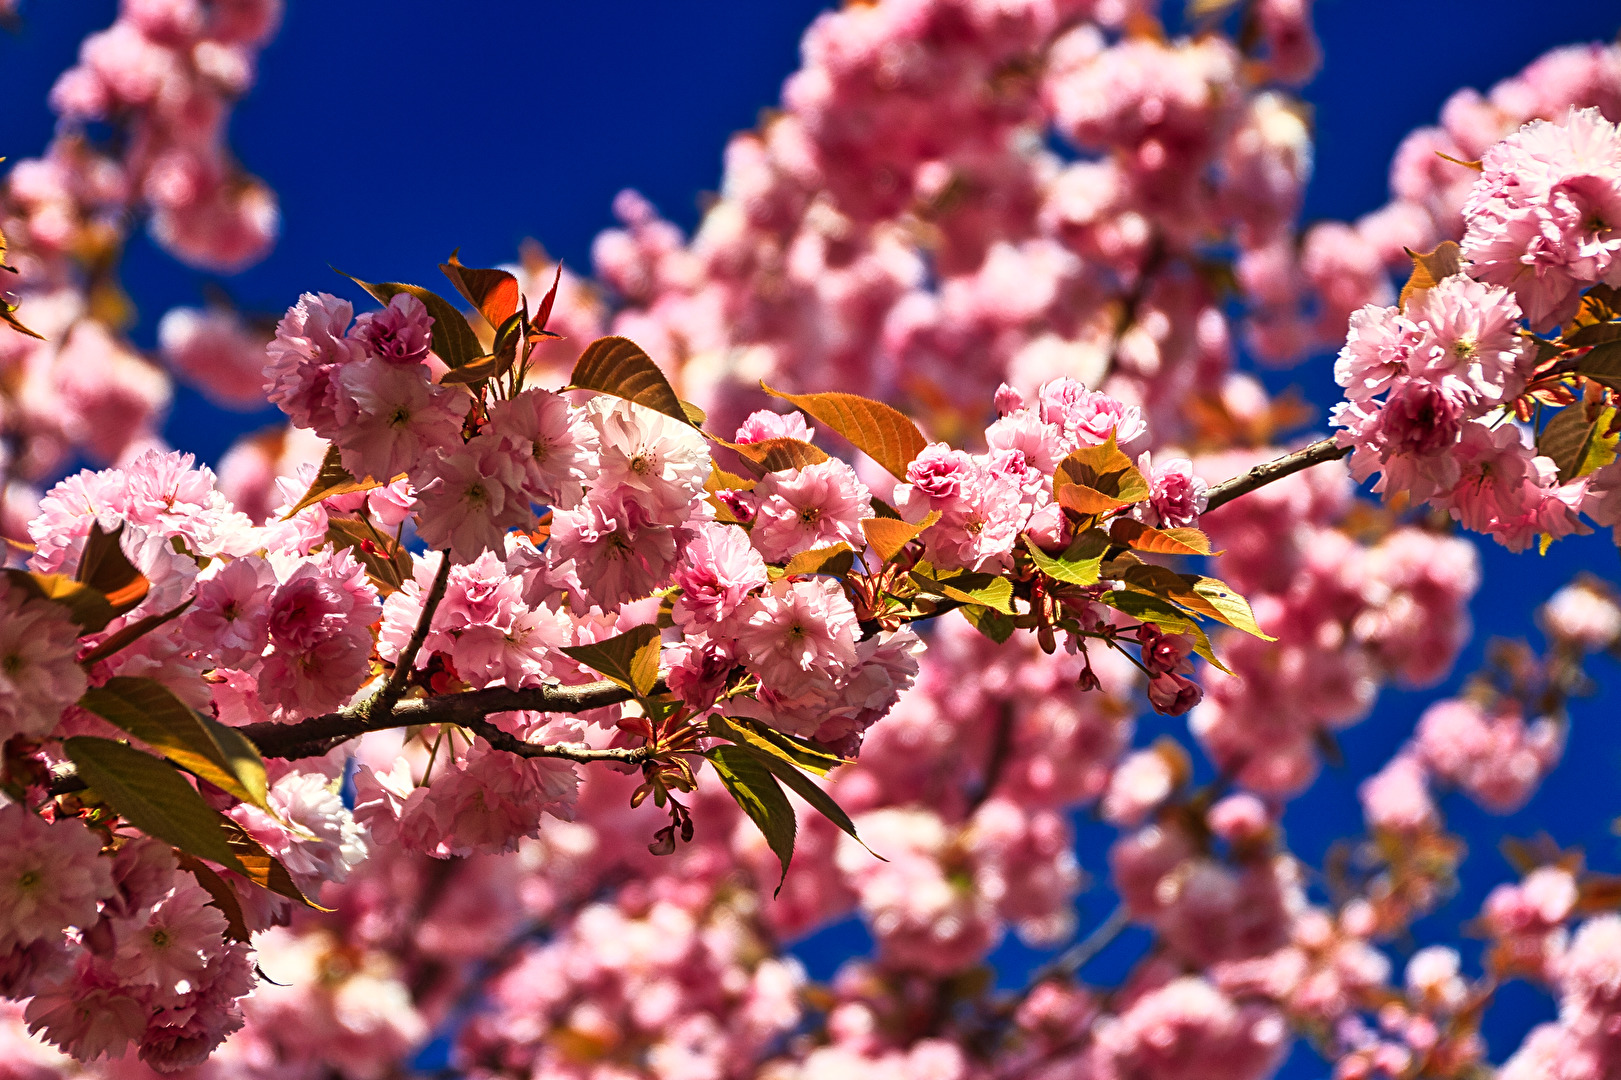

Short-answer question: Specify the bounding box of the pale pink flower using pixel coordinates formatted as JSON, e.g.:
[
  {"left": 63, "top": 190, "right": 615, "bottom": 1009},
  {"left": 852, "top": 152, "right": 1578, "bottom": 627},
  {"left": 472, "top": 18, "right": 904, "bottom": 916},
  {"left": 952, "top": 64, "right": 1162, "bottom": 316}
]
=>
[
  {"left": 1541, "top": 578, "right": 1621, "bottom": 649},
  {"left": 671, "top": 520, "right": 769, "bottom": 630},
  {"left": 549, "top": 498, "right": 683, "bottom": 608},
  {"left": 986, "top": 408, "right": 1066, "bottom": 474},
  {"left": 263, "top": 292, "right": 360, "bottom": 436},
  {"left": 228, "top": 769, "right": 367, "bottom": 895},
  {"left": 1102, "top": 749, "right": 1176, "bottom": 826},
  {"left": 897, "top": 443, "right": 978, "bottom": 514},
  {"left": 413, "top": 444, "right": 530, "bottom": 563},
  {"left": 0, "top": 584, "right": 89, "bottom": 743},
  {"left": 586, "top": 395, "right": 709, "bottom": 521},
  {"left": 1463, "top": 107, "right": 1621, "bottom": 331},
  {"left": 1332, "top": 378, "right": 1467, "bottom": 503},
  {"left": 481, "top": 389, "right": 599, "bottom": 509},
  {"left": 1358, "top": 754, "right": 1437, "bottom": 833},
  {"left": 1206, "top": 794, "right": 1271, "bottom": 843},
  {"left": 1414, "top": 697, "right": 1563, "bottom": 812},
  {"left": 734, "top": 577, "right": 860, "bottom": 701},
  {"left": 1441, "top": 421, "right": 1587, "bottom": 552},
  {"left": 734, "top": 409, "right": 814, "bottom": 445},
  {"left": 112, "top": 879, "right": 228, "bottom": 992},
  {"left": 1037, "top": 378, "right": 1149, "bottom": 451},
  {"left": 350, "top": 293, "right": 433, "bottom": 366},
  {"left": 1405, "top": 274, "right": 1532, "bottom": 405},
  {"left": 0, "top": 806, "right": 113, "bottom": 948},
  {"left": 24, "top": 983, "right": 146, "bottom": 1064},
  {"left": 258, "top": 551, "right": 380, "bottom": 717},
  {"left": 156, "top": 306, "right": 270, "bottom": 409},
  {"left": 1137, "top": 452, "right": 1209, "bottom": 528},
  {"left": 750, "top": 459, "right": 874, "bottom": 562},
  {"left": 1091, "top": 976, "right": 1288, "bottom": 1080},
  {"left": 331, "top": 357, "right": 464, "bottom": 482},
  {"left": 181, "top": 556, "right": 273, "bottom": 668}
]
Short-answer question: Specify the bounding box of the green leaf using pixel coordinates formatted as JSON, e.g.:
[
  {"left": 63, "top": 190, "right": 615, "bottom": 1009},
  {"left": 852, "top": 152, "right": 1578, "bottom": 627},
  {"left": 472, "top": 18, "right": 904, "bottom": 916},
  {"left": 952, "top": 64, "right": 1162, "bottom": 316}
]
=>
[
  {"left": 910, "top": 570, "right": 1015, "bottom": 615},
  {"left": 79, "top": 677, "right": 268, "bottom": 809},
  {"left": 1189, "top": 576, "right": 1275, "bottom": 641},
  {"left": 75, "top": 522, "right": 150, "bottom": 615},
  {"left": 1576, "top": 341, "right": 1621, "bottom": 392},
  {"left": 1099, "top": 591, "right": 1229, "bottom": 674},
  {"left": 733, "top": 743, "right": 879, "bottom": 861},
  {"left": 1023, "top": 529, "right": 1110, "bottom": 587},
  {"left": 705, "top": 745, "right": 797, "bottom": 893},
  {"left": 959, "top": 603, "right": 1016, "bottom": 643},
  {"left": 781, "top": 544, "right": 855, "bottom": 578},
  {"left": 708, "top": 715, "right": 848, "bottom": 777},
  {"left": 1109, "top": 519, "right": 1213, "bottom": 556},
  {"left": 1, "top": 570, "right": 117, "bottom": 634},
  {"left": 1539, "top": 401, "right": 1616, "bottom": 483},
  {"left": 439, "top": 249, "right": 521, "bottom": 330},
  {"left": 569, "top": 336, "right": 695, "bottom": 427},
  {"left": 760, "top": 383, "right": 929, "bottom": 481},
  {"left": 283, "top": 444, "right": 390, "bottom": 519},
  {"left": 559, "top": 624, "right": 662, "bottom": 697},
  {"left": 338, "top": 270, "right": 484, "bottom": 371},
  {"left": 1398, "top": 241, "right": 1462, "bottom": 311},
  {"left": 64, "top": 736, "right": 246, "bottom": 872}
]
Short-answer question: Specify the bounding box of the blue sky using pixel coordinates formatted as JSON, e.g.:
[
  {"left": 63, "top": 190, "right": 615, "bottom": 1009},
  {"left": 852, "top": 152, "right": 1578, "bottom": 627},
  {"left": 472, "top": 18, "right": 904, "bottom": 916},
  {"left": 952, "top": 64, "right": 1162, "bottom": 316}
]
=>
[{"left": 4, "top": 2, "right": 1621, "bottom": 1073}]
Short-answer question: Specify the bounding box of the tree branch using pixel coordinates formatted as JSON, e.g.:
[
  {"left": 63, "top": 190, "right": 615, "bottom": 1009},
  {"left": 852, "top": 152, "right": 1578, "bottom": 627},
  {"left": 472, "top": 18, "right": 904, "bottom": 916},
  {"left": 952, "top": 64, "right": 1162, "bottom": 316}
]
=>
[
  {"left": 1202, "top": 436, "right": 1350, "bottom": 514},
  {"left": 239, "top": 680, "right": 640, "bottom": 761}
]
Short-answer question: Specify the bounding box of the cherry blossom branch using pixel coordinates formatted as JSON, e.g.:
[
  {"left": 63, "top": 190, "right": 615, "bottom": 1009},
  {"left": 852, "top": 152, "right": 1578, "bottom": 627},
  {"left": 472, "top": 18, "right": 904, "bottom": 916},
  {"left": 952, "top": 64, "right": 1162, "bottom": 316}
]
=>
[
  {"left": 238, "top": 680, "right": 645, "bottom": 762},
  {"left": 1202, "top": 436, "right": 1350, "bottom": 514},
  {"left": 1028, "top": 903, "right": 1130, "bottom": 984}
]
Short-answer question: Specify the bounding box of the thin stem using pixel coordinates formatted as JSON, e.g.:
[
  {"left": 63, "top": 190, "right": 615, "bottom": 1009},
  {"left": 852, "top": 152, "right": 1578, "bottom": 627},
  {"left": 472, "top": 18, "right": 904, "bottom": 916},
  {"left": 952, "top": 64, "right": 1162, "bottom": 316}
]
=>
[
  {"left": 1029, "top": 903, "right": 1130, "bottom": 984},
  {"left": 373, "top": 551, "right": 453, "bottom": 715},
  {"left": 1202, "top": 436, "right": 1350, "bottom": 514}
]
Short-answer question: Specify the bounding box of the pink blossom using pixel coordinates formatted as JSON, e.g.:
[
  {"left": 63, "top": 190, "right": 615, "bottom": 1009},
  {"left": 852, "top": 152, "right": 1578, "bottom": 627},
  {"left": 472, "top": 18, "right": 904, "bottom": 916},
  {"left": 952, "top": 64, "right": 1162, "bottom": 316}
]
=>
[
  {"left": 750, "top": 459, "right": 874, "bottom": 562},
  {"left": 259, "top": 551, "right": 380, "bottom": 717},
  {"left": 586, "top": 395, "right": 710, "bottom": 522},
  {"left": 263, "top": 292, "right": 359, "bottom": 436},
  {"left": 181, "top": 556, "right": 273, "bottom": 668},
  {"left": 549, "top": 498, "right": 683, "bottom": 608},
  {"left": 331, "top": 357, "right": 465, "bottom": 482},
  {"left": 228, "top": 769, "right": 368, "bottom": 895},
  {"left": 1090, "top": 976, "right": 1288, "bottom": 1080},
  {"left": 112, "top": 878, "right": 228, "bottom": 992},
  {"left": 1541, "top": 577, "right": 1621, "bottom": 649},
  {"left": 481, "top": 389, "right": 598, "bottom": 509},
  {"left": 0, "top": 806, "right": 113, "bottom": 949},
  {"left": 1102, "top": 749, "right": 1177, "bottom": 826},
  {"left": 1404, "top": 274, "right": 1532, "bottom": 405},
  {"left": 898, "top": 442, "right": 978, "bottom": 514},
  {"left": 1359, "top": 754, "right": 1438, "bottom": 833},
  {"left": 0, "top": 584, "right": 89, "bottom": 743},
  {"left": 24, "top": 983, "right": 146, "bottom": 1064},
  {"left": 671, "top": 521, "right": 770, "bottom": 630},
  {"left": 1333, "top": 303, "right": 1423, "bottom": 403},
  {"left": 734, "top": 409, "right": 814, "bottom": 445},
  {"left": 1136, "top": 453, "right": 1209, "bottom": 528},
  {"left": 412, "top": 444, "right": 529, "bottom": 563},
  {"left": 734, "top": 577, "right": 860, "bottom": 701},
  {"left": 1463, "top": 107, "right": 1621, "bottom": 331},
  {"left": 350, "top": 292, "right": 433, "bottom": 366},
  {"left": 1037, "top": 378, "right": 1149, "bottom": 451},
  {"left": 156, "top": 306, "right": 270, "bottom": 409},
  {"left": 1414, "top": 697, "right": 1563, "bottom": 812}
]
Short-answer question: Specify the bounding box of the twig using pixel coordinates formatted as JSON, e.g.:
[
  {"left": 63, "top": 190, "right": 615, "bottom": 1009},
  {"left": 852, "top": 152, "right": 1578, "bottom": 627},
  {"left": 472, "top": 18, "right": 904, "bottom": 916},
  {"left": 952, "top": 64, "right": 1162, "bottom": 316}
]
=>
[
  {"left": 1028, "top": 904, "right": 1130, "bottom": 985},
  {"left": 371, "top": 550, "right": 452, "bottom": 717},
  {"left": 1202, "top": 437, "right": 1350, "bottom": 514}
]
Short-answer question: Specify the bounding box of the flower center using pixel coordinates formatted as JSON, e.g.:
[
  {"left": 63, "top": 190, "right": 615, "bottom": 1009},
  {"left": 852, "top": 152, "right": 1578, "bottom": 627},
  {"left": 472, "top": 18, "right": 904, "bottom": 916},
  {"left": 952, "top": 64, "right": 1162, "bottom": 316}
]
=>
[
  {"left": 799, "top": 507, "right": 821, "bottom": 526},
  {"left": 629, "top": 453, "right": 652, "bottom": 475},
  {"left": 465, "top": 482, "right": 489, "bottom": 509},
  {"left": 150, "top": 929, "right": 171, "bottom": 949},
  {"left": 1451, "top": 336, "right": 1477, "bottom": 361},
  {"left": 17, "top": 869, "right": 40, "bottom": 890},
  {"left": 1, "top": 654, "right": 21, "bottom": 676},
  {"left": 388, "top": 406, "right": 412, "bottom": 428}
]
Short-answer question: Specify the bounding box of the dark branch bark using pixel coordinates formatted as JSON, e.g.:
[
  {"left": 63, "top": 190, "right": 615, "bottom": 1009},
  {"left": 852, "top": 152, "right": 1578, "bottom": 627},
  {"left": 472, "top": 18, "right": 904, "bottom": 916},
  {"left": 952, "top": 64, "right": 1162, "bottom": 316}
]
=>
[
  {"left": 239, "top": 680, "right": 641, "bottom": 762},
  {"left": 370, "top": 550, "right": 452, "bottom": 717},
  {"left": 1202, "top": 436, "right": 1351, "bottom": 514}
]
